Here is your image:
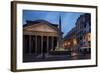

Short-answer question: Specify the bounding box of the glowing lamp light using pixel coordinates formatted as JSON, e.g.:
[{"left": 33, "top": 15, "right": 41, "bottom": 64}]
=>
[
  {"left": 73, "top": 39, "right": 77, "bottom": 45},
  {"left": 64, "top": 42, "right": 67, "bottom": 46},
  {"left": 68, "top": 42, "right": 70, "bottom": 45}
]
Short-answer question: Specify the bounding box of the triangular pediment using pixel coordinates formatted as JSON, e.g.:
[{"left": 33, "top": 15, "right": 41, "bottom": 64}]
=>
[{"left": 24, "top": 23, "right": 58, "bottom": 33}]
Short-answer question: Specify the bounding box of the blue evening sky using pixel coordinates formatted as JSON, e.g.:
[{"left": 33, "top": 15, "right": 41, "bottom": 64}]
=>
[{"left": 23, "top": 10, "right": 84, "bottom": 37}]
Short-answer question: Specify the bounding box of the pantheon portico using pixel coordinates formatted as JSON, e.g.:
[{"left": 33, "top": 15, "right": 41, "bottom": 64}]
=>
[{"left": 23, "top": 20, "right": 62, "bottom": 56}]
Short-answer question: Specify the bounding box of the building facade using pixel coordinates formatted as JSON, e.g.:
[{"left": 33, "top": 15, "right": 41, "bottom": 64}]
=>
[
  {"left": 76, "top": 13, "right": 91, "bottom": 50},
  {"left": 63, "top": 27, "right": 77, "bottom": 51},
  {"left": 23, "top": 20, "right": 62, "bottom": 56},
  {"left": 63, "top": 13, "right": 91, "bottom": 52}
]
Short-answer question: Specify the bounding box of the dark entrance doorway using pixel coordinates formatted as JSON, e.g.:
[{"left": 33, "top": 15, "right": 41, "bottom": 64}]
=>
[
  {"left": 43, "top": 36, "right": 47, "bottom": 53},
  {"left": 37, "top": 36, "right": 41, "bottom": 54}
]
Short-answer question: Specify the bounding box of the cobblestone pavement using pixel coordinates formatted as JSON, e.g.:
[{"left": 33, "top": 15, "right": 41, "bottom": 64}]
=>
[{"left": 23, "top": 52, "right": 91, "bottom": 62}]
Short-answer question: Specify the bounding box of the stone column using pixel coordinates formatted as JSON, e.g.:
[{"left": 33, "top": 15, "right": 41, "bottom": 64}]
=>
[
  {"left": 35, "top": 35, "right": 37, "bottom": 55},
  {"left": 51, "top": 37, "right": 54, "bottom": 51},
  {"left": 23, "top": 35, "right": 25, "bottom": 54},
  {"left": 41, "top": 36, "right": 43, "bottom": 55},
  {"left": 47, "top": 36, "right": 49, "bottom": 54},
  {"left": 56, "top": 37, "right": 59, "bottom": 48},
  {"left": 29, "top": 35, "right": 32, "bottom": 54}
]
